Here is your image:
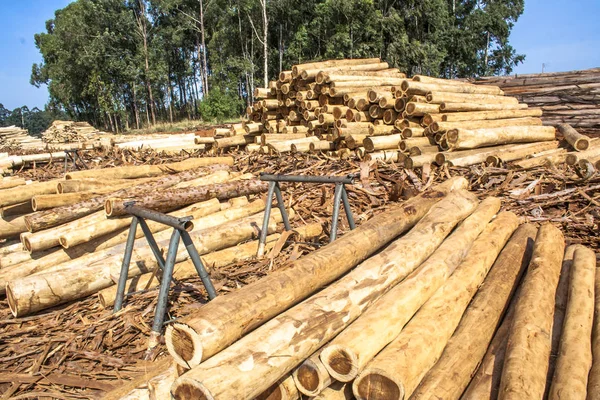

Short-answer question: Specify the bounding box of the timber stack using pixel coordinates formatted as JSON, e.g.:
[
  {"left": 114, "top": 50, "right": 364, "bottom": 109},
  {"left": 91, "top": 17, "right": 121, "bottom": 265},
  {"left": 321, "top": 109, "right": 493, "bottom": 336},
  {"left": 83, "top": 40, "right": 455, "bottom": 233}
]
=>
[
  {"left": 92, "top": 175, "right": 596, "bottom": 400},
  {"left": 0, "top": 125, "right": 44, "bottom": 149},
  {"left": 475, "top": 67, "right": 600, "bottom": 132},
  {"left": 0, "top": 156, "right": 317, "bottom": 320},
  {"left": 42, "top": 120, "right": 102, "bottom": 143},
  {"left": 224, "top": 58, "right": 599, "bottom": 171}
]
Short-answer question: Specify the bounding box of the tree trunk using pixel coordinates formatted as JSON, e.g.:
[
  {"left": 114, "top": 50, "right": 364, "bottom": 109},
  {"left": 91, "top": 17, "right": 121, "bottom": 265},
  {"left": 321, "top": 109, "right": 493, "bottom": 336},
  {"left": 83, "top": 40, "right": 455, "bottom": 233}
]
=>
[
  {"left": 363, "top": 134, "right": 403, "bottom": 152},
  {"left": 0, "top": 180, "right": 60, "bottom": 208},
  {"left": 401, "top": 80, "right": 504, "bottom": 96},
  {"left": 446, "top": 126, "right": 556, "bottom": 150},
  {"left": 169, "top": 191, "right": 479, "bottom": 399},
  {"left": 198, "top": 0, "right": 209, "bottom": 95},
  {"left": 483, "top": 141, "right": 561, "bottom": 167},
  {"left": 411, "top": 223, "right": 538, "bottom": 400},
  {"left": 0, "top": 216, "right": 27, "bottom": 240},
  {"left": 498, "top": 224, "right": 565, "bottom": 400},
  {"left": 256, "top": 375, "right": 299, "bottom": 400},
  {"left": 557, "top": 123, "right": 591, "bottom": 151},
  {"left": 438, "top": 108, "right": 543, "bottom": 122},
  {"left": 440, "top": 102, "right": 528, "bottom": 112},
  {"left": 321, "top": 198, "right": 501, "bottom": 382},
  {"left": 292, "top": 351, "right": 332, "bottom": 397},
  {"left": 549, "top": 246, "right": 596, "bottom": 399},
  {"left": 353, "top": 212, "right": 519, "bottom": 400},
  {"left": 105, "top": 180, "right": 268, "bottom": 217},
  {"left": 431, "top": 117, "right": 543, "bottom": 133},
  {"left": 426, "top": 91, "right": 519, "bottom": 105}
]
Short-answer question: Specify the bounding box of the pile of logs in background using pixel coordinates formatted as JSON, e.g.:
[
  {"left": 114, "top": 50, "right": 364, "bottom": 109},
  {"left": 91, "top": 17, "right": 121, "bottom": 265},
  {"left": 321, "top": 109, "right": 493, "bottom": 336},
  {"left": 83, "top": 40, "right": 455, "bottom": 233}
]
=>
[{"left": 475, "top": 68, "right": 600, "bottom": 132}]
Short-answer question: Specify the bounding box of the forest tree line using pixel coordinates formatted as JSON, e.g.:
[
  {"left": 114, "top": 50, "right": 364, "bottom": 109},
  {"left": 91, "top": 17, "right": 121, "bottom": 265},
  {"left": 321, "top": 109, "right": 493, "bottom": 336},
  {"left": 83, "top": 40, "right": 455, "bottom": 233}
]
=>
[{"left": 30, "top": 0, "right": 525, "bottom": 132}]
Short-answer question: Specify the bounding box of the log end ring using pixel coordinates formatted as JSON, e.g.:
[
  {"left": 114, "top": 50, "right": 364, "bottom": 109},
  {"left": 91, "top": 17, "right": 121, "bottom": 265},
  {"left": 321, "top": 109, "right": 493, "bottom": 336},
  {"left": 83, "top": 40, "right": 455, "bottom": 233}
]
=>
[
  {"left": 320, "top": 345, "right": 359, "bottom": 382},
  {"left": 165, "top": 323, "right": 204, "bottom": 368},
  {"left": 171, "top": 377, "right": 214, "bottom": 400},
  {"left": 353, "top": 368, "right": 405, "bottom": 400}
]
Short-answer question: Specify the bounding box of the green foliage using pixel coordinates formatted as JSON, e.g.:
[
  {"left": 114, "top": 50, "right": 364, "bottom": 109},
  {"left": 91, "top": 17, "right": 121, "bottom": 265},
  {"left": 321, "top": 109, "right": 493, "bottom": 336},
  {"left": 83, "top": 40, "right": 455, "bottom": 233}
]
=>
[
  {"left": 198, "top": 89, "right": 244, "bottom": 122},
  {"left": 29, "top": 0, "right": 525, "bottom": 132}
]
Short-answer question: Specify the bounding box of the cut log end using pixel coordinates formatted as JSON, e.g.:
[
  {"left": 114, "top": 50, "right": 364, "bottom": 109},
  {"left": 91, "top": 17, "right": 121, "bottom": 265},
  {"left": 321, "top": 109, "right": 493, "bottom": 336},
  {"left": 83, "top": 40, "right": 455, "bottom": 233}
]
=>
[
  {"left": 171, "top": 378, "right": 213, "bottom": 400},
  {"left": 321, "top": 345, "right": 359, "bottom": 382},
  {"left": 294, "top": 362, "right": 322, "bottom": 395},
  {"left": 165, "top": 323, "right": 204, "bottom": 368},
  {"left": 353, "top": 369, "right": 404, "bottom": 400},
  {"left": 6, "top": 285, "right": 18, "bottom": 318},
  {"left": 574, "top": 138, "right": 589, "bottom": 151}
]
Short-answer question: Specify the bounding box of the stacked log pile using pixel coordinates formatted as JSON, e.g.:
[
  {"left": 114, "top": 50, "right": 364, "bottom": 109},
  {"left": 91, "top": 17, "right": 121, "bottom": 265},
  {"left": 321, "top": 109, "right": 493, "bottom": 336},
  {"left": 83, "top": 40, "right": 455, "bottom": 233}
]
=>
[
  {"left": 42, "top": 120, "right": 102, "bottom": 143},
  {"left": 0, "top": 125, "right": 44, "bottom": 149},
  {"left": 475, "top": 68, "right": 600, "bottom": 130},
  {"left": 0, "top": 156, "right": 316, "bottom": 318},
  {"left": 115, "top": 133, "right": 212, "bottom": 153},
  {"left": 141, "top": 176, "right": 599, "bottom": 400},
  {"left": 226, "top": 58, "right": 599, "bottom": 171}
]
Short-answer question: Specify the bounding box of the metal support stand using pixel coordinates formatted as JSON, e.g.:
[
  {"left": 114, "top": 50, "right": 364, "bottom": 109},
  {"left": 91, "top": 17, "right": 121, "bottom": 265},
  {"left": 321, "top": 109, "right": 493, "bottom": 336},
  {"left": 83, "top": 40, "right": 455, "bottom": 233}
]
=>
[
  {"left": 113, "top": 202, "right": 217, "bottom": 355},
  {"left": 63, "top": 149, "right": 88, "bottom": 173},
  {"left": 257, "top": 173, "right": 357, "bottom": 256}
]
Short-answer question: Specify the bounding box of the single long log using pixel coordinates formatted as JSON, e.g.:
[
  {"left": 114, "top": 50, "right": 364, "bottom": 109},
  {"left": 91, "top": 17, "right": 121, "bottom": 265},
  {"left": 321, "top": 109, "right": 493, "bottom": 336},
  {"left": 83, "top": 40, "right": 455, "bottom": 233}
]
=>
[
  {"left": 1, "top": 201, "right": 34, "bottom": 218},
  {"left": 105, "top": 179, "right": 268, "bottom": 217},
  {"left": 431, "top": 117, "right": 543, "bottom": 133},
  {"left": 57, "top": 178, "right": 150, "bottom": 194},
  {"left": 363, "top": 134, "right": 403, "bottom": 152},
  {"left": 549, "top": 246, "right": 596, "bottom": 399},
  {"left": 312, "top": 382, "right": 353, "bottom": 400},
  {"left": 437, "top": 108, "right": 543, "bottom": 122},
  {"left": 565, "top": 145, "right": 600, "bottom": 166},
  {"left": 164, "top": 177, "right": 469, "bottom": 368},
  {"left": 24, "top": 165, "right": 230, "bottom": 232},
  {"left": 256, "top": 375, "right": 300, "bottom": 400},
  {"left": 438, "top": 142, "right": 560, "bottom": 167},
  {"left": 411, "top": 223, "right": 537, "bottom": 399},
  {"left": 440, "top": 102, "right": 527, "bottom": 112},
  {"left": 292, "top": 58, "right": 382, "bottom": 76},
  {"left": 321, "top": 198, "right": 501, "bottom": 382},
  {"left": 65, "top": 157, "right": 233, "bottom": 180},
  {"left": 483, "top": 141, "right": 561, "bottom": 166},
  {"left": 401, "top": 80, "right": 504, "bottom": 96},
  {"left": 32, "top": 192, "right": 105, "bottom": 211},
  {"left": 557, "top": 123, "right": 590, "bottom": 151},
  {"left": 447, "top": 126, "right": 556, "bottom": 150},
  {"left": 169, "top": 191, "right": 479, "bottom": 399},
  {"left": 301, "top": 62, "right": 390, "bottom": 80},
  {"left": 353, "top": 212, "right": 520, "bottom": 400},
  {"left": 498, "top": 224, "right": 565, "bottom": 400},
  {"left": 6, "top": 210, "right": 284, "bottom": 317},
  {"left": 589, "top": 258, "right": 600, "bottom": 398},
  {"left": 426, "top": 91, "right": 519, "bottom": 105},
  {"left": 0, "top": 216, "right": 27, "bottom": 240}
]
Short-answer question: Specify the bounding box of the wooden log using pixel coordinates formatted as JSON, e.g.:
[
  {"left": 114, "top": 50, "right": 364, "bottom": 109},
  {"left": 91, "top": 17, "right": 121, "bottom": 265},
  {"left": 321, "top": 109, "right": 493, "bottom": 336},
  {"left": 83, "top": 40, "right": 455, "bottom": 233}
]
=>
[
  {"left": 399, "top": 137, "right": 432, "bottom": 151},
  {"left": 484, "top": 141, "right": 561, "bottom": 166},
  {"left": 105, "top": 180, "right": 268, "bottom": 217},
  {"left": 498, "top": 224, "right": 565, "bottom": 400},
  {"left": 310, "top": 141, "right": 336, "bottom": 152},
  {"left": 364, "top": 150, "right": 404, "bottom": 163},
  {"left": 293, "top": 351, "right": 332, "bottom": 397},
  {"left": 214, "top": 135, "right": 254, "bottom": 148},
  {"left": 0, "top": 216, "right": 27, "bottom": 240},
  {"left": 513, "top": 148, "right": 569, "bottom": 169},
  {"left": 401, "top": 80, "right": 504, "bottom": 96},
  {"left": 440, "top": 102, "right": 527, "bottom": 112},
  {"left": 292, "top": 58, "right": 382, "bottom": 77},
  {"left": 321, "top": 198, "right": 501, "bottom": 382},
  {"left": 56, "top": 178, "right": 150, "bottom": 194},
  {"left": 23, "top": 165, "right": 229, "bottom": 233},
  {"left": 439, "top": 108, "right": 543, "bottom": 122},
  {"left": 164, "top": 178, "right": 469, "bottom": 368},
  {"left": 447, "top": 126, "right": 556, "bottom": 150},
  {"left": 430, "top": 117, "right": 543, "bottom": 133},
  {"left": 589, "top": 256, "right": 600, "bottom": 399},
  {"left": 565, "top": 145, "right": 600, "bottom": 166},
  {"left": 405, "top": 102, "right": 440, "bottom": 116},
  {"left": 312, "top": 382, "right": 353, "bottom": 400},
  {"left": 256, "top": 375, "right": 300, "bottom": 400},
  {"left": 65, "top": 157, "right": 233, "bottom": 180},
  {"left": 549, "top": 246, "right": 596, "bottom": 399},
  {"left": 353, "top": 212, "right": 520, "bottom": 400},
  {"left": 556, "top": 123, "right": 590, "bottom": 151},
  {"left": 169, "top": 191, "right": 479, "bottom": 399},
  {"left": 411, "top": 224, "right": 538, "bottom": 399},
  {"left": 363, "top": 134, "right": 403, "bottom": 152},
  {"left": 317, "top": 69, "right": 405, "bottom": 84},
  {"left": 426, "top": 91, "right": 519, "bottom": 105},
  {"left": 301, "top": 62, "right": 390, "bottom": 80},
  {"left": 345, "top": 134, "right": 370, "bottom": 150},
  {"left": 6, "top": 210, "right": 284, "bottom": 317},
  {"left": 0, "top": 180, "right": 59, "bottom": 208},
  {"left": 0, "top": 178, "right": 27, "bottom": 190},
  {"left": 461, "top": 286, "right": 520, "bottom": 400},
  {"left": 31, "top": 192, "right": 104, "bottom": 211},
  {"left": 1, "top": 201, "right": 34, "bottom": 218},
  {"left": 401, "top": 127, "right": 426, "bottom": 137}
]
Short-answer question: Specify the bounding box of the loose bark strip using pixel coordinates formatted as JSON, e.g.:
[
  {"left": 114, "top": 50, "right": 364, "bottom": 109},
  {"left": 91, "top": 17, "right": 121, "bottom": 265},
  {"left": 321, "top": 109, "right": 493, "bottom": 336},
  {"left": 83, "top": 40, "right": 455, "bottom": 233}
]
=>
[
  {"left": 164, "top": 177, "right": 468, "bottom": 368},
  {"left": 24, "top": 165, "right": 229, "bottom": 232},
  {"left": 498, "top": 224, "right": 565, "bottom": 400},
  {"left": 588, "top": 261, "right": 600, "bottom": 399},
  {"left": 105, "top": 180, "right": 268, "bottom": 217},
  {"left": 549, "top": 246, "right": 596, "bottom": 399},
  {"left": 411, "top": 224, "right": 538, "bottom": 400},
  {"left": 447, "top": 126, "right": 556, "bottom": 150},
  {"left": 557, "top": 123, "right": 590, "bottom": 151},
  {"left": 354, "top": 212, "right": 520, "bottom": 400},
  {"left": 321, "top": 198, "right": 501, "bottom": 382},
  {"left": 64, "top": 157, "right": 233, "bottom": 180},
  {"left": 170, "top": 191, "right": 479, "bottom": 399}
]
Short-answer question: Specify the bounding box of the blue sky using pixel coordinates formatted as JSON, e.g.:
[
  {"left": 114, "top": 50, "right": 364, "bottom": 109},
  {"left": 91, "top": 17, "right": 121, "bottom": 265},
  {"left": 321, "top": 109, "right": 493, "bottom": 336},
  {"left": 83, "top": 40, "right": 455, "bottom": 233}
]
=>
[{"left": 0, "top": 0, "right": 599, "bottom": 110}]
